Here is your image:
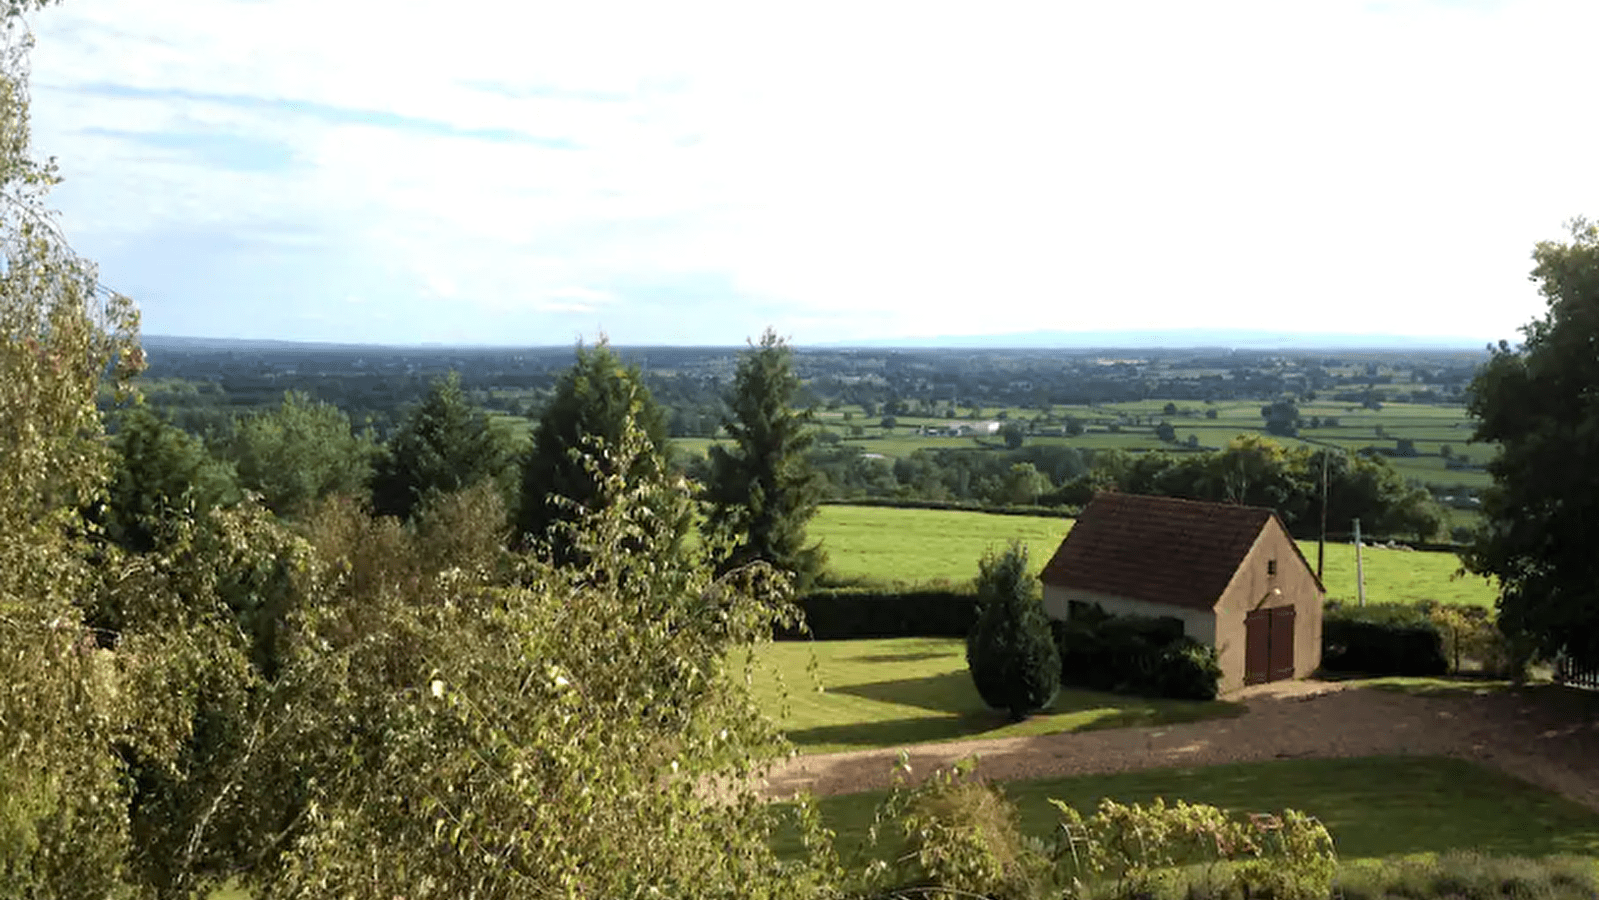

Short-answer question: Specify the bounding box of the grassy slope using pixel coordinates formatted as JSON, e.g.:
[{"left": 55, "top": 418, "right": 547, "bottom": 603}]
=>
[
  {"left": 810, "top": 505, "right": 1498, "bottom": 607},
  {"left": 772, "top": 756, "right": 1599, "bottom": 861},
  {"left": 745, "top": 638, "right": 1243, "bottom": 755}
]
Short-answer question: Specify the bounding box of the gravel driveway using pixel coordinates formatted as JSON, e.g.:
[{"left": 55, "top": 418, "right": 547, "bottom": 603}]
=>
[{"left": 753, "top": 681, "right": 1599, "bottom": 812}]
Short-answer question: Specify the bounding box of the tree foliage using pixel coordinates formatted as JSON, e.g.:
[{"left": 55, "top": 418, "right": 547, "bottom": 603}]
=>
[
  {"left": 965, "top": 542, "right": 1060, "bottom": 720},
  {"left": 704, "top": 328, "right": 824, "bottom": 589},
  {"left": 370, "top": 370, "right": 516, "bottom": 521},
  {"left": 1057, "top": 436, "right": 1443, "bottom": 541},
  {"left": 226, "top": 389, "right": 375, "bottom": 517},
  {"left": 1260, "top": 398, "right": 1302, "bottom": 437},
  {"left": 516, "top": 340, "right": 674, "bottom": 560},
  {"left": 0, "top": 2, "right": 149, "bottom": 891},
  {"left": 96, "top": 405, "right": 242, "bottom": 551},
  {"left": 1000, "top": 421, "right": 1025, "bottom": 449},
  {"left": 234, "top": 420, "right": 807, "bottom": 899},
  {"left": 1463, "top": 218, "right": 1599, "bottom": 668}
]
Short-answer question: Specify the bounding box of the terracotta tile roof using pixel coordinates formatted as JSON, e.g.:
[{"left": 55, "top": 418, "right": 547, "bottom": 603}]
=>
[{"left": 1040, "top": 492, "right": 1298, "bottom": 612}]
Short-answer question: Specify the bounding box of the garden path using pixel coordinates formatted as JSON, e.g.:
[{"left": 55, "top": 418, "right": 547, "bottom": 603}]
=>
[{"left": 752, "top": 681, "right": 1599, "bottom": 812}]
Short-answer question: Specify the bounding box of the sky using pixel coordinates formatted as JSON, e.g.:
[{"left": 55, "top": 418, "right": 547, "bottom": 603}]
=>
[{"left": 22, "top": 0, "right": 1599, "bottom": 346}]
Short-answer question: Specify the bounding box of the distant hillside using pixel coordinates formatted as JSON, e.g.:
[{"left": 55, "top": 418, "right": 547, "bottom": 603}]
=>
[
  {"left": 143, "top": 330, "right": 1494, "bottom": 353},
  {"left": 814, "top": 329, "right": 1493, "bottom": 351}
]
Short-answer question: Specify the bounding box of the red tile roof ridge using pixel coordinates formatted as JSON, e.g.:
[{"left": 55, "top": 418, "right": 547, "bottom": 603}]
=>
[{"left": 1040, "top": 492, "right": 1298, "bottom": 611}]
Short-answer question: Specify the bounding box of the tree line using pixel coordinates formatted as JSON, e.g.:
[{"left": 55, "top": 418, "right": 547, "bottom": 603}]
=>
[{"left": 801, "top": 437, "right": 1445, "bottom": 541}]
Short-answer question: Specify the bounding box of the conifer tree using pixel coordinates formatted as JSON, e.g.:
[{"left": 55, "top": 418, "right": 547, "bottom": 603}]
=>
[
  {"left": 704, "top": 328, "right": 824, "bottom": 588},
  {"left": 517, "top": 340, "right": 676, "bottom": 560},
  {"left": 966, "top": 542, "right": 1060, "bottom": 720},
  {"left": 371, "top": 370, "right": 516, "bottom": 521},
  {"left": 99, "top": 405, "right": 242, "bottom": 550}
]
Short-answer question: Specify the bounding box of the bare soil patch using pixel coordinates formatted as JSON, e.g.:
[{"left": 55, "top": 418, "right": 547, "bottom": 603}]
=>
[{"left": 753, "top": 681, "right": 1599, "bottom": 812}]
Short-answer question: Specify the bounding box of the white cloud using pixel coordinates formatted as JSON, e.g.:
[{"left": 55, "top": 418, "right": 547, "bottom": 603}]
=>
[
  {"left": 22, "top": 0, "right": 1599, "bottom": 343},
  {"left": 533, "top": 286, "right": 614, "bottom": 314}
]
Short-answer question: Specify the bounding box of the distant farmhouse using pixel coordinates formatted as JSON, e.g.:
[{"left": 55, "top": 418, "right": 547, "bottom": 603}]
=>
[
  {"left": 1040, "top": 493, "right": 1324, "bottom": 693},
  {"left": 917, "top": 420, "right": 1003, "bottom": 438}
]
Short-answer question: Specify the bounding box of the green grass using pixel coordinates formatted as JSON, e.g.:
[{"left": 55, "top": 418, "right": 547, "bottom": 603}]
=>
[
  {"left": 1304, "top": 540, "right": 1494, "bottom": 608},
  {"left": 812, "top": 505, "right": 1074, "bottom": 588},
  {"left": 810, "top": 505, "right": 1498, "bottom": 607},
  {"left": 745, "top": 638, "right": 1243, "bottom": 755},
  {"left": 772, "top": 756, "right": 1599, "bottom": 861}
]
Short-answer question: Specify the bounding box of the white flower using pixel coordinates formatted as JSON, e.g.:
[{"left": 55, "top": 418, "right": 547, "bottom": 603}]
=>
[
  {"left": 546, "top": 664, "right": 571, "bottom": 689},
  {"left": 430, "top": 679, "right": 445, "bottom": 699}
]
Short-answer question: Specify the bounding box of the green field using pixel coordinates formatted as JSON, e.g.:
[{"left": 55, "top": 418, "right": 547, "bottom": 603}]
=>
[
  {"left": 813, "top": 505, "right": 1073, "bottom": 588},
  {"left": 745, "top": 638, "right": 1243, "bottom": 755},
  {"left": 772, "top": 756, "right": 1599, "bottom": 862},
  {"left": 811, "top": 505, "right": 1498, "bottom": 607}
]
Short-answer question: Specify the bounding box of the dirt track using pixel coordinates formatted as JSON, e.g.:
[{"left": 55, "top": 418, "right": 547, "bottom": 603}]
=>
[{"left": 752, "top": 681, "right": 1599, "bottom": 811}]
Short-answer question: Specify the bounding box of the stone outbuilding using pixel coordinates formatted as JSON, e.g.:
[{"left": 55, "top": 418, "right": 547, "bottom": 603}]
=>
[{"left": 1040, "top": 492, "right": 1324, "bottom": 694}]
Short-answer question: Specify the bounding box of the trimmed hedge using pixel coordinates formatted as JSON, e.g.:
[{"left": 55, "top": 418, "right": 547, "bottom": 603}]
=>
[
  {"left": 1051, "top": 610, "right": 1221, "bottom": 701},
  {"left": 780, "top": 588, "right": 976, "bottom": 640},
  {"left": 1320, "top": 601, "right": 1448, "bottom": 676},
  {"left": 816, "top": 497, "right": 1080, "bottom": 518}
]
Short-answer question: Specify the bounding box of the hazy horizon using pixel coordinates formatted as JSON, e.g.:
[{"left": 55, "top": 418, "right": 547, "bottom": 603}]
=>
[{"left": 139, "top": 327, "right": 1495, "bottom": 352}]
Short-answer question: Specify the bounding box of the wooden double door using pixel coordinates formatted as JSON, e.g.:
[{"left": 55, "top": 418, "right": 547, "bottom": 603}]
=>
[{"left": 1244, "top": 606, "right": 1296, "bottom": 685}]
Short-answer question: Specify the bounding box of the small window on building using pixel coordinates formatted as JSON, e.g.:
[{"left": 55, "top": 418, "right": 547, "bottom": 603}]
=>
[{"left": 1267, "top": 559, "right": 1278, "bottom": 576}]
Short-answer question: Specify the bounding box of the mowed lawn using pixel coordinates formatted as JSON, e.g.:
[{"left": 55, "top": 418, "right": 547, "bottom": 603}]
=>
[
  {"left": 743, "top": 638, "right": 1244, "bottom": 755},
  {"left": 771, "top": 756, "right": 1599, "bottom": 862},
  {"left": 810, "top": 505, "right": 1497, "bottom": 607}
]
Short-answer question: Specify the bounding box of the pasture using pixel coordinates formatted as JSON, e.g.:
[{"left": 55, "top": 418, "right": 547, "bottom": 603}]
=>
[
  {"left": 810, "top": 505, "right": 1498, "bottom": 608},
  {"left": 743, "top": 638, "right": 1244, "bottom": 755},
  {"left": 770, "top": 756, "right": 1599, "bottom": 862}
]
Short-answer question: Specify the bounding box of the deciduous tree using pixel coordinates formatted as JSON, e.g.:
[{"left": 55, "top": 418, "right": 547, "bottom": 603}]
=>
[
  {"left": 1000, "top": 421, "right": 1025, "bottom": 449},
  {"left": 227, "top": 390, "right": 375, "bottom": 517},
  {"left": 1463, "top": 218, "right": 1599, "bottom": 668},
  {"left": 0, "top": 2, "right": 152, "bottom": 890}
]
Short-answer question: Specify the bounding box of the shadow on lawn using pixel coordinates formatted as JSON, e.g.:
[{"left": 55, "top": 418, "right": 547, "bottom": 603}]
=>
[
  {"left": 790, "top": 672, "right": 1245, "bottom": 751},
  {"left": 848, "top": 651, "right": 955, "bottom": 665},
  {"left": 783, "top": 713, "right": 1014, "bottom": 752},
  {"left": 830, "top": 670, "right": 975, "bottom": 712}
]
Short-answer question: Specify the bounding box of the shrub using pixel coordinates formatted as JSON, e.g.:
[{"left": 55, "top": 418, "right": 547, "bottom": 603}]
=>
[
  {"left": 862, "top": 757, "right": 1051, "bottom": 900},
  {"left": 1050, "top": 797, "right": 1337, "bottom": 900},
  {"left": 1053, "top": 609, "right": 1220, "bottom": 701},
  {"left": 966, "top": 542, "right": 1060, "bottom": 720},
  {"left": 1321, "top": 602, "right": 1448, "bottom": 676},
  {"left": 782, "top": 587, "right": 975, "bottom": 639},
  {"left": 1418, "top": 600, "right": 1524, "bottom": 676},
  {"left": 1157, "top": 639, "right": 1223, "bottom": 701}
]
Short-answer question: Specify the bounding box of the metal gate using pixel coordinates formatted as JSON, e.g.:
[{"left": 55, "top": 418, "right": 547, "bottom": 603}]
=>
[
  {"left": 1556, "top": 653, "right": 1599, "bottom": 690},
  {"left": 1245, "top": 606, "right": 1296, "bottom": 685}
]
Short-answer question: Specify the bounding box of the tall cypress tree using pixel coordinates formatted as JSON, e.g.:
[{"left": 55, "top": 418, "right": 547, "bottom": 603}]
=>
[
  {"left": 704, "top": 328, "right": 824, "bottom": 588},
  {"left": 517, "top": 341, "right": 676, "bottom": 561}
]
